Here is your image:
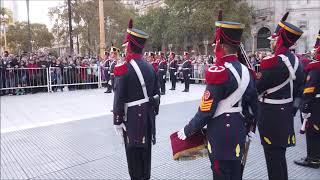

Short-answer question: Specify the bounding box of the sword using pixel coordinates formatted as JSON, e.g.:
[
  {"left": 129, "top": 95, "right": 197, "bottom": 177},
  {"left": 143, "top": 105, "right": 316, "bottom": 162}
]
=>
[
  {"left": 300, "top": 113, "right": 311, "bottom": 134},
  {"left": 300, "top": 118, "right": 308, "bottom": 134},
  {"left": 241, "top": 124, "right": 255, "bottom": 176},
  {"left": 237, "top": 44, "right": 257, "bottom": 176},
  {"left": 239, "top": 43, "right": 254, "bottom": 70},
  {"left": 240, "top": 106, "right": 256, "bottom": 177}
]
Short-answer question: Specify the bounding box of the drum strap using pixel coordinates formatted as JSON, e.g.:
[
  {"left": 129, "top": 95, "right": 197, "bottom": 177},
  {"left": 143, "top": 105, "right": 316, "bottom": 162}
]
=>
[
  {"left": 214, "top": 62, "right": 250, "bottom": 118},
  {"left": 125, "top": 60, "right": 150, "bottom": 107},
  {"left": 259, "top": 55, "right": 299, "bottom": 104}
]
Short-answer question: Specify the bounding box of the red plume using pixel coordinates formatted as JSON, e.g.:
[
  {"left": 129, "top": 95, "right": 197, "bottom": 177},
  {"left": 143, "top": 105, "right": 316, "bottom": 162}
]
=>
[
  {"left": 218, "top": 10, "right": 223, "bottom": 21},
  {"left": 281, "top": 12, "right": 289, "bottom": 22},
  {"left": 128, "top": 19, "right": 133, "bottom": 29}
]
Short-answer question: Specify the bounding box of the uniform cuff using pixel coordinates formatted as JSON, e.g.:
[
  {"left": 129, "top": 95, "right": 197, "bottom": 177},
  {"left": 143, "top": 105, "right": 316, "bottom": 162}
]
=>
[
  {"left": 113, "top": 114, "right": 124, "bottom": 125},
  {"left": 184, "top": 124, "right": 192, "bottom": 137}
]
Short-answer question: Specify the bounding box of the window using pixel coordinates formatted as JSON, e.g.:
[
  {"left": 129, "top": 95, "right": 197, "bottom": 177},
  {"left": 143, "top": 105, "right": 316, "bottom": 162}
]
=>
[{"left": 257, "top": 27, "right": 271, "bottom": 49}]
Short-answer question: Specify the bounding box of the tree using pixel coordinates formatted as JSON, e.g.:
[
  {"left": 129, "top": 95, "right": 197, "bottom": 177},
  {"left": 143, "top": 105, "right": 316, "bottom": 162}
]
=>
[
  {"left": 0, "top": 7, "right": 14, "bottom": 23},
  {"left": 49, "top": 0, "right": 136, "bottom": 56},
  {"left": 6, "top": 22, "right": 54, "bottom": 53},
  {"left": 135, "top": 7, "right": 169, "bottom": 51},
  {"left": 0, "top": 7, "right": 14, "bottom": 50},
  {"left": 135, "top": 0, "right": 253, "bottom": 54}
]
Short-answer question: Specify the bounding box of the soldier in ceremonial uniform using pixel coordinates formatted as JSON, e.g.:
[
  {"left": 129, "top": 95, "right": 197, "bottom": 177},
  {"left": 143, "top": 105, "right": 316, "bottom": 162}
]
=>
[
  {"left": 169, "top": 52, "right": 178, "bottom": 90},
  {"left": 181, "top": 52, "right": 192, "bottom": 92},
  {"left": 103, "top": 51, "right": 112, "bottom": 93},
  {"left": 110, "top": 46, "right": 120, "bottom": 91},
  {"left": 177, "top": 16, "right": 258, "bottom": 179},
  {"left": 257, "top": 12, "right": 305, "bottom": 179},
  {"left": 143, "top": 52, "right": 148, "bottom": 60},
  {"left": 158, "top": 52, "right": 167, "bottom": 95},
  {"left": 113, "top": 19, "right": 160, "bottom": 180},
  {"left": 149, "top": 52, "right": 159, "bottom": 72},
  {"left": 104, "top": 47, "right": 120, "bottom": 93},
  {"left": 294, "top": 30, "right": 320, "bottom": 169}
]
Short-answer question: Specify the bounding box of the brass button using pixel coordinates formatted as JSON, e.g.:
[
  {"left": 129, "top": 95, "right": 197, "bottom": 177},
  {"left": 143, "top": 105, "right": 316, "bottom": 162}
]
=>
[
  {"left": 138, "top": 114, "right": 142, "bottom": 117},
  {"left": 226, "top": 114, "right": 230, "bottom": 117},
  {"left": 226, "top": 124, "right": 230, "bottom": 127}
]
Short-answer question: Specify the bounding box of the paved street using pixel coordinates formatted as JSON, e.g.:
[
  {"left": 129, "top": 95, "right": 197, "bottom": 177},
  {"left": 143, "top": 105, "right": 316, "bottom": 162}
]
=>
[
  {"left": 0, "top": 83, "right": 204, "bottom": 133},
  {"left": 1, "top": 83, "right": 320, "bottom": 179}
]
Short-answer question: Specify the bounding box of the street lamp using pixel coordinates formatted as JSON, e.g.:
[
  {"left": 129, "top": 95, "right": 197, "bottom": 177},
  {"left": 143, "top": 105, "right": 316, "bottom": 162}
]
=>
[
  {"left": 251, "top": 27, "right": 257, "bottom": 53},
  {"left": 0, "top": 14, "right": 9, "bottom": 52},
  {"left": 31, "top": 40, "right": 35, "bottom": 52},
  {"left": 168, "top": 44, "right": 173, "bottom": 52},
  {"left": 203, "top": 39, "right": 209, "bottom": 55},
  {"left": 105, "top": 16, "right": 111, "bottom": 47},
  {"left": 17, "top": 44, "right": 21, "bottom": 55}
]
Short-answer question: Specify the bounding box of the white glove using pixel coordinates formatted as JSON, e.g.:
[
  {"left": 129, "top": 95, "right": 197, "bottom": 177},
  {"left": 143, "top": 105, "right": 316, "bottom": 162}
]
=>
[
  {"left": 114, "top": 123, "right": 126, "bottom": 136},
  {"left": 247, "top": 131, "right": 256, "bottom": 141},
  {"left": 177, "top": 128, "right": 187, "bottom": 140},
  {"left": 301, "top": 112, "right": 311, "bottom": 120}
]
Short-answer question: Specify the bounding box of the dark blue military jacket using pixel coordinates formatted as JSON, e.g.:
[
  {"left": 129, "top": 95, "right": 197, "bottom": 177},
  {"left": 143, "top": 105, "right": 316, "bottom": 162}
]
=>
[
  {"left": 169, "top": 59, "right": 178, "bottom": 78},
  {"left": 104, "top": 58, "right": 111, "bottom": 80},
  {"left": 257, "top": 50, "right": 304, "bottom": 147},
  {"left": 184, "top": 56, "right": 258, "bottom": 160},
  {"left": 113, "top": 59, "right": 160, "bottom": 147},
  {"left": 110, "top": 59, "right": 116, "bottom": 76},
  {"left": 301, "top": 61, "right": 320, "bottom": 134},
  {"left": 158, "top": 60, "right": 167, "bottom": 80},
  {"left": 181, "top": 59, "right": 192, "bottom": 76}
]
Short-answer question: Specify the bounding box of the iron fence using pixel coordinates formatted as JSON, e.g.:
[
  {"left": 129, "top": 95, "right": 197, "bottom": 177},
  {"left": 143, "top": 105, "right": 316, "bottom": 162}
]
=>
[{"left": 0, "top": 63, "right": 260, "bottom": 94}]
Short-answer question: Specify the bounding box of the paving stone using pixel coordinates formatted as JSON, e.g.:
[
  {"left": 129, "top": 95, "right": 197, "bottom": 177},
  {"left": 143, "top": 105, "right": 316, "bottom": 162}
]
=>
[{"left": 1, "top": 101, "right": 319, "bottom": 180}]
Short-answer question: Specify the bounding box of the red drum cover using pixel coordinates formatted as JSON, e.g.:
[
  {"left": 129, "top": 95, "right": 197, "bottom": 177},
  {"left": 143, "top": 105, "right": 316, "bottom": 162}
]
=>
[{"left": 170, "top": 129, "right": 208, "bottom": 160}]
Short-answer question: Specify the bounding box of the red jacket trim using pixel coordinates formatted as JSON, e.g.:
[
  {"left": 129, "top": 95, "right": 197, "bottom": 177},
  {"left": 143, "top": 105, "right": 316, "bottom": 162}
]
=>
[
  {"left": 125, "top": 53, "right": 142, "bottom": 62},
  {"left": 260, "top": 56, "right": 278, "bottom": 70},
  {"left": 222, "top": 54, "right": 238, "bottom": 62},
  {"left": 114, "top": 63, "right": 128, "bottom": 76},
  {"left": 306, "top": 61, "right": 320, "bottom": 71},
  {"left": 205, "top": 65, "right": 229, "bottom": 84}
]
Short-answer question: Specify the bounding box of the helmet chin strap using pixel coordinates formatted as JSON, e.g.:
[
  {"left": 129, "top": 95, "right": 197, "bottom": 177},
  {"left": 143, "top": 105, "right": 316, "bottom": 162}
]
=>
[
  {"left": 275, "top": 29, "right": 289, "bottom": 55},
  {"left": 214, "top": 28, "right": 226, "bottom": 65},
  {"left": 214, "top": 41, "right": 227, "bottom": 65}
]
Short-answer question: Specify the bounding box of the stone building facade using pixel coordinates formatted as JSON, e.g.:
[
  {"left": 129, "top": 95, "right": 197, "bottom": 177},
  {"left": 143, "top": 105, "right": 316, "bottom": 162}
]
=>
[{"left": 246, "top": 0, "right": 320, "bottom": 53}]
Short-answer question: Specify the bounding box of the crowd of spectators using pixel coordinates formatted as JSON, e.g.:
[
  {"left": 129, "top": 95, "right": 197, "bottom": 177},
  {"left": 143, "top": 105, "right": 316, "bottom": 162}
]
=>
[
  {"left": 2, "top": 49, "right": 308, "bottom": 96},
  {"left": 0, "top": 51, "right": 103, "bottom": 96},
  {"left": 0, "top": 50, "right": 217, "bottom": 96}
]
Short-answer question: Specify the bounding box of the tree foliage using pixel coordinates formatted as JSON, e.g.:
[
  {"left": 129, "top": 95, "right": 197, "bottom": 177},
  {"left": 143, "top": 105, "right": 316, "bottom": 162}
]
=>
[
  {"left": 6, "top": 22, "right": 54, "bottom": 54},
  {"left": 0, "top": 7, "right": 14, "bottom": 24},
  {"left": 49, "top": 0, "right": 135, "bottom": 56},
  {"left": 135, "top": 0, "right": 252, "bottom": 54}
]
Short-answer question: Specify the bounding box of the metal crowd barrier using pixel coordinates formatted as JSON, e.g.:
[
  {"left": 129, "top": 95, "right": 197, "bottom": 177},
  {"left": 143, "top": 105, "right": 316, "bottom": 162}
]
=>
[
  {"left": 0, "top": 63, "right": 259, "bottom": 94},
  {"left": 175, "top": 64, "right": 208, "bottom": 82},
  {"left": 49, "top": 66, "right": 101, "bottom": 92},
  {"left": 0, "top": 67, "right": 49, "bottom": 92},
  {"left": 174, "top": 63, "right": 259, "bottom": 82},
  {"left": 100, "top": 66, "right": 112, "bottom": 85}
]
